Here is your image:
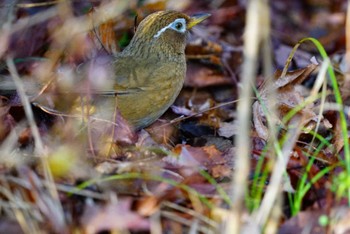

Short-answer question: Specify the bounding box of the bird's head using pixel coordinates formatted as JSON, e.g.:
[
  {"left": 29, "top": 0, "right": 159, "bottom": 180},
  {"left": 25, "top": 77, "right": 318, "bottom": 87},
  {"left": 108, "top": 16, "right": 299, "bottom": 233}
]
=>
[{"left": 124, "top": 11, "right": 210, "bottom": 56}]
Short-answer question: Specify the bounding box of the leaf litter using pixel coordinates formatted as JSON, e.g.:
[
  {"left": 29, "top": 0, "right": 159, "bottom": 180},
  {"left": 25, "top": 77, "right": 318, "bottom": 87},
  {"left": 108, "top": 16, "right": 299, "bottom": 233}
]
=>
[{"left": 0, "top": 0, "right": 349, "bottom": 233}]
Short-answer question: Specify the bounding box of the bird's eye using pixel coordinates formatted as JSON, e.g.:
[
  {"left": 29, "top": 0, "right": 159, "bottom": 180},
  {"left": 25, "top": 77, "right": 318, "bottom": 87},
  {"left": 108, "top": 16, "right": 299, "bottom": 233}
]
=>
[
  {"left": 175, "top": 22, "right": 183, "bottom": 30},
  {"left": 171, "top": 18, "right": 186, "bottom": 33}
]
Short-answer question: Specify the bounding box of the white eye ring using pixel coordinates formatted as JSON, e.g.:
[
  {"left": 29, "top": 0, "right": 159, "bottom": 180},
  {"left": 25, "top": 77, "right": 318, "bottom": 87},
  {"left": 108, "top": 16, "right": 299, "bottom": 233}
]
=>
[
  {"left": 154, "top": 18, "right": 187, "bottom": 38},
  {"left": 171, "top": 18, "right": 186, "bottom": 33}
]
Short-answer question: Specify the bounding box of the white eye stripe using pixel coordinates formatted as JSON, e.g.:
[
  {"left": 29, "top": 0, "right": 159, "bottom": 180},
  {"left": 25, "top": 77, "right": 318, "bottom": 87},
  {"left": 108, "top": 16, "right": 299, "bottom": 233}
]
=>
[{"left": 154, "top": 18, "right": 186, "bottom": 38}]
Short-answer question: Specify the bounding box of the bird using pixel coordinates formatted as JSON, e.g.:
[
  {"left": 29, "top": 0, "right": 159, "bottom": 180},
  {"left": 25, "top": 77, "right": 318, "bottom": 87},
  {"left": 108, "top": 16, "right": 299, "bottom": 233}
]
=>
[
  {"left": 0, "top": 11, "right": 210, "bottom": 131},
  {"left": 109, "top": 10, "right": 210, "bottom": 130}
]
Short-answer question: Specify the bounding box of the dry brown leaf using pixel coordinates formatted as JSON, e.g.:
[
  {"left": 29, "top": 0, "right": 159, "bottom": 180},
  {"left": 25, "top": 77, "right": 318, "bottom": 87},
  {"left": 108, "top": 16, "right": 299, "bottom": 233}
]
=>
[
  {"left": 185, "top": 63, "right": 232, "bottom": 88},
  {"left": 218, "top": 120, "right": 238, "bottom": 138},
  {"left": 90, "top": 19, "right": 119, "bottom": 54},
  {"left": 0, "top": 96, "right": 14, "bottom": 141},
  {"left": 81, "top": 199, "right": 150, "bottom": 233},
  {"left": 164, "top": 144, "right": 227, "bottom": 178},
  {"left": 279, "top": 210, "right": 325, "bottom": 234},
  {"left": 253, "top": 64, "right": 322, "bottom": 140}
]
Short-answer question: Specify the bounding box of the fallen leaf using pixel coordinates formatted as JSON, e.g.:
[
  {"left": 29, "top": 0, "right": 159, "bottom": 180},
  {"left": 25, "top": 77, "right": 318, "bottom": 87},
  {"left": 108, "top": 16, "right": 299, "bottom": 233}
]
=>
[
  {"left": 81, "top": 199, "right": 150, "bottom": 233},
  {"left": 185, "top": 62, "right": 232, "bottom": 88},
  {"left": 253, "top": 64, "right": 325, "bottom": 140},
  {"left": 279, "top": 210, "right": 325, "bottom": 234},
  {"left": 164, "top": 144, "right": 227, "bottom": 178}
]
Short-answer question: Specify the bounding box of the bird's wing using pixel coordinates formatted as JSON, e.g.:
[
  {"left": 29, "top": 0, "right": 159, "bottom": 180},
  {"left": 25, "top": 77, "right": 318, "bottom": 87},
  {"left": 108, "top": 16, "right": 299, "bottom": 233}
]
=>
[{"left": 112, "top": 55, "right": 178, "bottom": 95}]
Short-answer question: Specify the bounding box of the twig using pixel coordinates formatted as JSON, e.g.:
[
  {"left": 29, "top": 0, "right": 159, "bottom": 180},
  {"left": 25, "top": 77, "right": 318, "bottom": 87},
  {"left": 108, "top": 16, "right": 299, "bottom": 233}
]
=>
[{"left": 6, "top": 58, "right": 66, "bottom": 230}]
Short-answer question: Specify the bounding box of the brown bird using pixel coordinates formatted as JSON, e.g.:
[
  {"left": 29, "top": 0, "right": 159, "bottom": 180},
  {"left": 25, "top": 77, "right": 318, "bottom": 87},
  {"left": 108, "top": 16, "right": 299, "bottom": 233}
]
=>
[
  {"left": 1, "top": 11, "right": 210, "bottom": 130},
  {"left": 110, "top": 10, "right": 210, "bottom": 130}
]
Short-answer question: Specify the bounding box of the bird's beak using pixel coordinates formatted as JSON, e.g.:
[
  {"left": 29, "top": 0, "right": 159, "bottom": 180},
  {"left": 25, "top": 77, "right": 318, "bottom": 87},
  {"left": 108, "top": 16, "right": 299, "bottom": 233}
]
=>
[{"left": 187, "top": 13, "right": 211, "bottom": 29}]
